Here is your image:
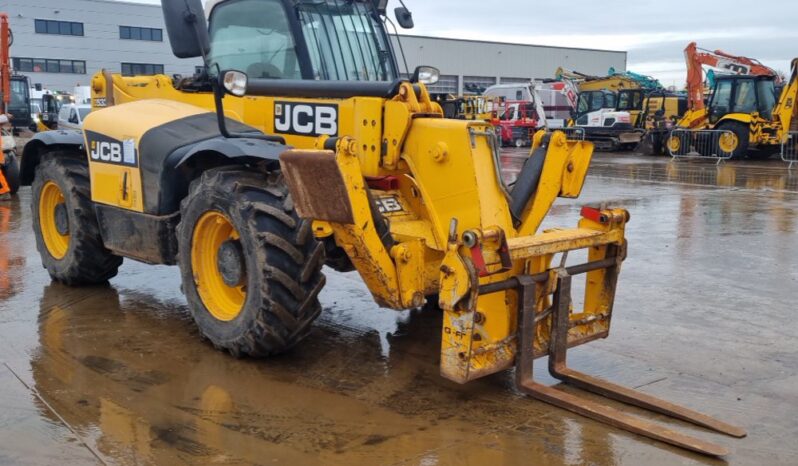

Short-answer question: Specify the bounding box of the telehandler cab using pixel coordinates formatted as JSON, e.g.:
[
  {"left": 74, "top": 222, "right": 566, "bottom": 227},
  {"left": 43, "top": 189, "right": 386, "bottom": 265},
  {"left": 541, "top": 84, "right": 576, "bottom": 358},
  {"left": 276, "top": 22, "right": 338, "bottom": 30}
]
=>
[{"left": 21, "top": 0, "right": 744, "bottom": 456}]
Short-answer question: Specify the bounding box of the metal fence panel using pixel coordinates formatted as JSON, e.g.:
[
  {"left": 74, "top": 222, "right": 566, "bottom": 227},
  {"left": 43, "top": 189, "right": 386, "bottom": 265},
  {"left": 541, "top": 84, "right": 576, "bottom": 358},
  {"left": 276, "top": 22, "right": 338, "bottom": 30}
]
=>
[
  {"left": 781, "top": 132, "right": 798, "bottom": 167},
  {"left": 668, "top": 129, "right": 736, "bottom": 164}
]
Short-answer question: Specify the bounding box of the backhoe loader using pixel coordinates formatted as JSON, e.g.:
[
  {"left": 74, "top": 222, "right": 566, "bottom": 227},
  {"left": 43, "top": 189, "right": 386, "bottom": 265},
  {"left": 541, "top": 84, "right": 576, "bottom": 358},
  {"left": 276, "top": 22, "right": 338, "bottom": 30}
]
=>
[
  {"left": 20, "top": 0, "right": 745, "bottom": 456},
  {"left": 668, "top": 43, "right": 797, "bottom": 159}
]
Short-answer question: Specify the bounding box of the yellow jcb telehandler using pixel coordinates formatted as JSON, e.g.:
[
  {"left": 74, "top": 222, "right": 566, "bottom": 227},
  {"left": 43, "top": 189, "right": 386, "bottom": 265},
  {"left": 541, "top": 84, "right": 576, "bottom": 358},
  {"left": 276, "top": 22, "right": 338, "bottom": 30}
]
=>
[{"left": 20, "top": 0, "right": 744, "bottom": 456}]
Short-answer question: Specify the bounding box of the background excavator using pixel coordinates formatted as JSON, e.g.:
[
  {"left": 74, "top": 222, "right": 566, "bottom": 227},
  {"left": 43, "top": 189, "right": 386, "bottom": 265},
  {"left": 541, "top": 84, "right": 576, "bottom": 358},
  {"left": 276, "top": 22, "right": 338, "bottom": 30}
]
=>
[
  {"left": 0, "top": 12, "right": 31, "bottom": 197},
  {"left": 555, "top": 67, "right": 688, "bottom": 155},
  {"left": 554, "top": 68, "right": 644, "bottom": 150},
  {"left": 20, "top": 0, "right": 745, "bottom": 456},
  {"left": 669, "top": 42, "right": 795, "bottom": 159}
]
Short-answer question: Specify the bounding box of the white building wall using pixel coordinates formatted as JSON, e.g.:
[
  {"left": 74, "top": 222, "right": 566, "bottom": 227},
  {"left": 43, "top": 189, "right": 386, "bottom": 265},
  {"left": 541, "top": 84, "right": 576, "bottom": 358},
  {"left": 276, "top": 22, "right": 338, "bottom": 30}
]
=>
[
  {"left": 0, "top": 0, "right": 200, "bottom": 91},
  {"left": 391, "top": 35, "right": 627, "bottom": 95}
]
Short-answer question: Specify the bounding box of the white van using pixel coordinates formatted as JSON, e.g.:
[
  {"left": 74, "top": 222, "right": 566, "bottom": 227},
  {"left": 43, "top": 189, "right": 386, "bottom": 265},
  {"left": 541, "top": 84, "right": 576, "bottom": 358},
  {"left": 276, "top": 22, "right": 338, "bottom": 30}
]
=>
[{"left": 57, "top": 104, "right": 92, "bottom": 130}]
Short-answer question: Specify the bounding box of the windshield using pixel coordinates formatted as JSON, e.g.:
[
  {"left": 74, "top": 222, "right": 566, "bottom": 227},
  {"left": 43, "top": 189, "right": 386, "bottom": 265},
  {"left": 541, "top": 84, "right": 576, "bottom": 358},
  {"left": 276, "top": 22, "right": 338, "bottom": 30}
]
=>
[
  {"left": 617, "top": 91, "right": 641, "bottom": 111},
  {"left": 604, "top": 92, "right": 616, "bottom": 109},
  {"left": 78, "top": 107, "right": 91, "bottom": 121},
  {"left": 208, "top": 0, "right": 302, "bottom": 79},
  {"left": 297, "top": 1, "right": 396, "bottom": 81},
  {"left": 10, "top": 79, "right": 28, "bottom": 108},
  {"left": 208, "top": 0, "right": 396, "bottom": 82}
]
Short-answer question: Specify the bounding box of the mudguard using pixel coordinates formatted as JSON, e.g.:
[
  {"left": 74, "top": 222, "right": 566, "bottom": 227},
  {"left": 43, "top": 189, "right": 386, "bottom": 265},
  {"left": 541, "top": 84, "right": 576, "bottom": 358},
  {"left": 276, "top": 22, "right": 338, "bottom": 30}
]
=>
[
  {"left": 20, "top": 129, "right": 84, "bottom": 185},
  {"left": 174, "top": 136, "right": 287, "bottom": 169}
]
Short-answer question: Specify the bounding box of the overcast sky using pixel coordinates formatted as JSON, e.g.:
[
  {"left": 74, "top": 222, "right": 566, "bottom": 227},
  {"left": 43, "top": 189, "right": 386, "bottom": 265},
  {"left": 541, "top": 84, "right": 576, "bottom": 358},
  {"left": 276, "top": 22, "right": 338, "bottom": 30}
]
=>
[{"left": 124, "top": 0, "right": 795, "bottom": 88}]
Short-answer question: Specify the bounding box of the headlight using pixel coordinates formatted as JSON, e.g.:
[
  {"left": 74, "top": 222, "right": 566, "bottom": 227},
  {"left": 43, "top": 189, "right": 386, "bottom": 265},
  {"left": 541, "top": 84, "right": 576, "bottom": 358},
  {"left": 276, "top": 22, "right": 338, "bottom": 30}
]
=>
[
  {"left": 412, "top": 66, "right": 440, "bottom": 86},
  {"left": 222, "top": 70, "right": 248, "bottom": 97}
]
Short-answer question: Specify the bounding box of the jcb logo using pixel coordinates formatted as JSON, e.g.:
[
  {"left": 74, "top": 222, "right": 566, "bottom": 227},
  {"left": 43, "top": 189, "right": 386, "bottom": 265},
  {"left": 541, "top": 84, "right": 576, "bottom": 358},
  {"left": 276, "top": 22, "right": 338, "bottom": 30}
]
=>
[
  {"left": 85, "top": 131, "right": 137, "bottom": 167},
  {"left": 90, "top": 141, "right": 123, "bottom": 162},
  {"left": 274, "top": 102, "right": 338, "bottom": 137}
]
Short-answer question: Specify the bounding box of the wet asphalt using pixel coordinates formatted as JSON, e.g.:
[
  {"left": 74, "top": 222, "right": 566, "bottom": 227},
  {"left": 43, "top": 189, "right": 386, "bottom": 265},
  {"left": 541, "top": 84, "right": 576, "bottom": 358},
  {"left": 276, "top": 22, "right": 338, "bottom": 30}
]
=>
[{"left": 0, "top": 150, "right": 796, "bottom": 465}]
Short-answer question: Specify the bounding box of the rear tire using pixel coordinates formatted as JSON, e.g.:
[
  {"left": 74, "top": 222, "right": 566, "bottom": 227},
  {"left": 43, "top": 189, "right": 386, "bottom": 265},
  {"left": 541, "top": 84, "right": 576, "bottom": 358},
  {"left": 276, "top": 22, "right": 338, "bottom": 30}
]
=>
[
  {"left": 667, "top": 132, "right": 691, "bottom": 156},
  {"left": 31, "top": 152, "right": 123, "bottom": 285},
  {"left": 177, "top": 167, "right": 326, "bottom": 357},
  {"left": 715, "top": 121, "right": 749, "bottom": 160},
  {"left": 2, "top": 152, "right": 20, "bottom": 194}
]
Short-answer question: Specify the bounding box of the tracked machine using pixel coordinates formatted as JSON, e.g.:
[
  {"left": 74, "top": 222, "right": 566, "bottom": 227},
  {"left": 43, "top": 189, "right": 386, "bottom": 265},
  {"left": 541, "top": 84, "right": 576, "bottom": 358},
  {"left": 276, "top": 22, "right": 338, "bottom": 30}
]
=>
[{"left": 21, "top": 0, "right": 745, "bottom": 456}]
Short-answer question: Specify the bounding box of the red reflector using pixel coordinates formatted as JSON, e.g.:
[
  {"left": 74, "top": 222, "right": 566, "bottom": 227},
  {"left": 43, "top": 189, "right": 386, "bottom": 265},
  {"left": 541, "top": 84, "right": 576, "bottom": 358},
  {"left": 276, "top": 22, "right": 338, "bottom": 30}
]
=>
[
  {"left": 580, "top": 206, "right": 609, "bottom": 224},
  {"left": 365, "top": 176, "right": 399, "bottom": 191}
]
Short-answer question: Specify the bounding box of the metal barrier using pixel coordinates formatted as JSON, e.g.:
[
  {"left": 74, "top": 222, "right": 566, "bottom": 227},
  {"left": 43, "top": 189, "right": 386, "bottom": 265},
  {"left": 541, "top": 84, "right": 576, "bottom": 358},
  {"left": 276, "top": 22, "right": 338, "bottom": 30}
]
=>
[
  {"left": 781, "top": 132, "right": 798, "bottom": 168},
  {"left": 668, "top": 129, "right": 736, "bottom": 164}
]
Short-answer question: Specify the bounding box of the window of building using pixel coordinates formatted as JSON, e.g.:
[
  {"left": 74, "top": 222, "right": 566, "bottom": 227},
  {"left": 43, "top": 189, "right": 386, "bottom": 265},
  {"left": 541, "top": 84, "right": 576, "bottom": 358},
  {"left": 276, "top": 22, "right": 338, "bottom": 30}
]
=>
[
  {"left": 119, "top": 26, "right": 163, "bottom": 42},
  {"left": 34, "top": 19, "right": 84, "bottom": 36},
  {"left": 121, "top": 62, "right": 165, "bottom": 76},
  {"left": 12, "top": 57, "right": 86, "bottom": 74}
]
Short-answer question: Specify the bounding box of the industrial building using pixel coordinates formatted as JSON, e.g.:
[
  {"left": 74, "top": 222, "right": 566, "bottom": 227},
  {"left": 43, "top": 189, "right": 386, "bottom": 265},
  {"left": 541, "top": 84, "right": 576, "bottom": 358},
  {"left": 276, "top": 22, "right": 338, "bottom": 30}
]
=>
[
  {"left": 0, "top": 0, "right": 627, "bottom": 92},
  {"left": 392, "top": 35, "right": 627, "bottom": 95}
]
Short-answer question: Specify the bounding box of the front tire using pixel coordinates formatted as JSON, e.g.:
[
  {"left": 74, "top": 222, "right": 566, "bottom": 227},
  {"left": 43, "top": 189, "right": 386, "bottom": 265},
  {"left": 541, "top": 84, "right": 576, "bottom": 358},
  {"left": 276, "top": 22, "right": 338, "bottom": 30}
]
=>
[
  {"left": 31, "top": 152, "right": 123, "bottom": 285},
  {"left": 177, "top": 167, "right": 326, "bottom": 357}
]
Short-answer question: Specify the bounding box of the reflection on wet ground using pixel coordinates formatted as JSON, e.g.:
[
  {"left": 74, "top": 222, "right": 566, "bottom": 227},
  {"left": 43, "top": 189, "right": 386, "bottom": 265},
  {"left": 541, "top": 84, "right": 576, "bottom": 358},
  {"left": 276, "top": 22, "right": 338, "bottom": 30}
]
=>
[{"left": 0, "top": 151, "right": 796, "bottom": 465}]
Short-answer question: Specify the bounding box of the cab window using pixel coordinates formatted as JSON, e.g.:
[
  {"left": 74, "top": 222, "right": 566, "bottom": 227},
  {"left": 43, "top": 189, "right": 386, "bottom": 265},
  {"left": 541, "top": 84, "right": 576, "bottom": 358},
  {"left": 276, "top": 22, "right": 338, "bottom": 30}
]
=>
[
  {"left": 577, "top": 93, "right": 590, "bottom": 114},
  {"left": 208, "top": 0, "right": 301, "bottom": 80},
  {"left": 710, "top": 80, "right": 733, "bottom": 115},
  {"left": 605, "top": 93, "right": 616, "bottom": 109},
  {"left": 590, "top": 92, "right": 603, "bottom": 112},
  {"left": 756, "top": 79, "right": 777, "bottom": 119},
  {"left": 733, "top": 80, "right": 756, "bottom": 114}
]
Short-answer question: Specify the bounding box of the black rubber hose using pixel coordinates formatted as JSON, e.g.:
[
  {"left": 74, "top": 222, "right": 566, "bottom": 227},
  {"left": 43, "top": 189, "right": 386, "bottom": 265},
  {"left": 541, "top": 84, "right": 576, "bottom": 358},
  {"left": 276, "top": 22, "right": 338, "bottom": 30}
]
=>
[{"left": 509, "top": 134, "right": 550, "bottom": 227}]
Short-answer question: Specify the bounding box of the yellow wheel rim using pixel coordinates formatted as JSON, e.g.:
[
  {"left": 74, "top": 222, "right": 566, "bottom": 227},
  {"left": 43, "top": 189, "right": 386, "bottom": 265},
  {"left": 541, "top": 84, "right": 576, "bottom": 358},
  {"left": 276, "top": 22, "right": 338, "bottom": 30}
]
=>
[
  {"left": 39, "top": 181, "right": 70, "bottom": 260},
  {"left": 718, "top": 133, "right": 738, "bottom": 153},
  {"left": 192, "top": 211, "right": 246, "bottom": 321},
  {"left": 667, "top": 135, "right": 681, "bottom": 153}
]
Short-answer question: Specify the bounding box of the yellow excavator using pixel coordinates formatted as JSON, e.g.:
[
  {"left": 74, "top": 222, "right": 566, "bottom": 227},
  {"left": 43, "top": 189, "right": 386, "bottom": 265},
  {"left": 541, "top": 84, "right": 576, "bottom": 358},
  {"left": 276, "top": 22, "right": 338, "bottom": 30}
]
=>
[{"left": 20, "top": 0, "right": 744, "bottom": 456}]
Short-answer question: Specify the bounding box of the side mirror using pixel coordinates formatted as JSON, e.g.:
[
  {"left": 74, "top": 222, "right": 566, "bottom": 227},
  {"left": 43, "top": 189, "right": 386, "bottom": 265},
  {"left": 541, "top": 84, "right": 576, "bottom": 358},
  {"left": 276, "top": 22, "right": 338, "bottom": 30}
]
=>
[
  {"left": 35, "top": 83, "right": 42, "bottom": 91},
  {"left": 162, "top": 0, "right": 210, "bottom": 59},
  {"left": 394, "top": 7, "right": 414, "bottom": 29},
  {"left": 412, "top": 66, "right": 439, "bottom": 85},
  {"left": 221, "top": 70, "right": 248, "bottom": 97}
]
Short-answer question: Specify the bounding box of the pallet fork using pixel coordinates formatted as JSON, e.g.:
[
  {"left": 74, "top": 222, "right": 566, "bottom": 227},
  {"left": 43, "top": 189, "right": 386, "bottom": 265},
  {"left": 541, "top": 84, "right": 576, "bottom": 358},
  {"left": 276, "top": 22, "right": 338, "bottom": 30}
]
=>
[{"left": 480, "top": 255, "right": 747, "bottom": 456}]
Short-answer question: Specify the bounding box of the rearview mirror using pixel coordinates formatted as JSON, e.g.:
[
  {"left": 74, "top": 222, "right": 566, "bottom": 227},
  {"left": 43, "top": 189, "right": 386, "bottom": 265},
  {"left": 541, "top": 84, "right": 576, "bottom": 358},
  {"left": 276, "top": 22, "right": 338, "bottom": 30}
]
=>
[
  {"left": 412, "top": 66, "right": 439, "bottom": 85},
  {"left": 162, "top": 0, "right": 210, "bottom": 59},
  {"left": 394, "top": 7, "right": 414, "bottom": 29}
]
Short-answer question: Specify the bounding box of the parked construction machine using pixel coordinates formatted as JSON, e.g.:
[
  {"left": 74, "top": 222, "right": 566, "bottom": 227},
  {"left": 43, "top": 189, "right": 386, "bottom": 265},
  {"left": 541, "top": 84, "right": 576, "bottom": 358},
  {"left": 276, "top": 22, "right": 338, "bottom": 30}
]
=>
[
  {"left": 20, "top": 0, "right": 744, "bottom": 456},
  {"left": 669, "top": 42, "right": 796, "bottom": 159},
  {"left": 554, "top": 70, "right": 643, "bottom": 150},
  {"left": 0, "top": 12, "right": 30, "bottom": 197},
  {"left": 555, "top": 67, "right": 688, "bottom": 154}
]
